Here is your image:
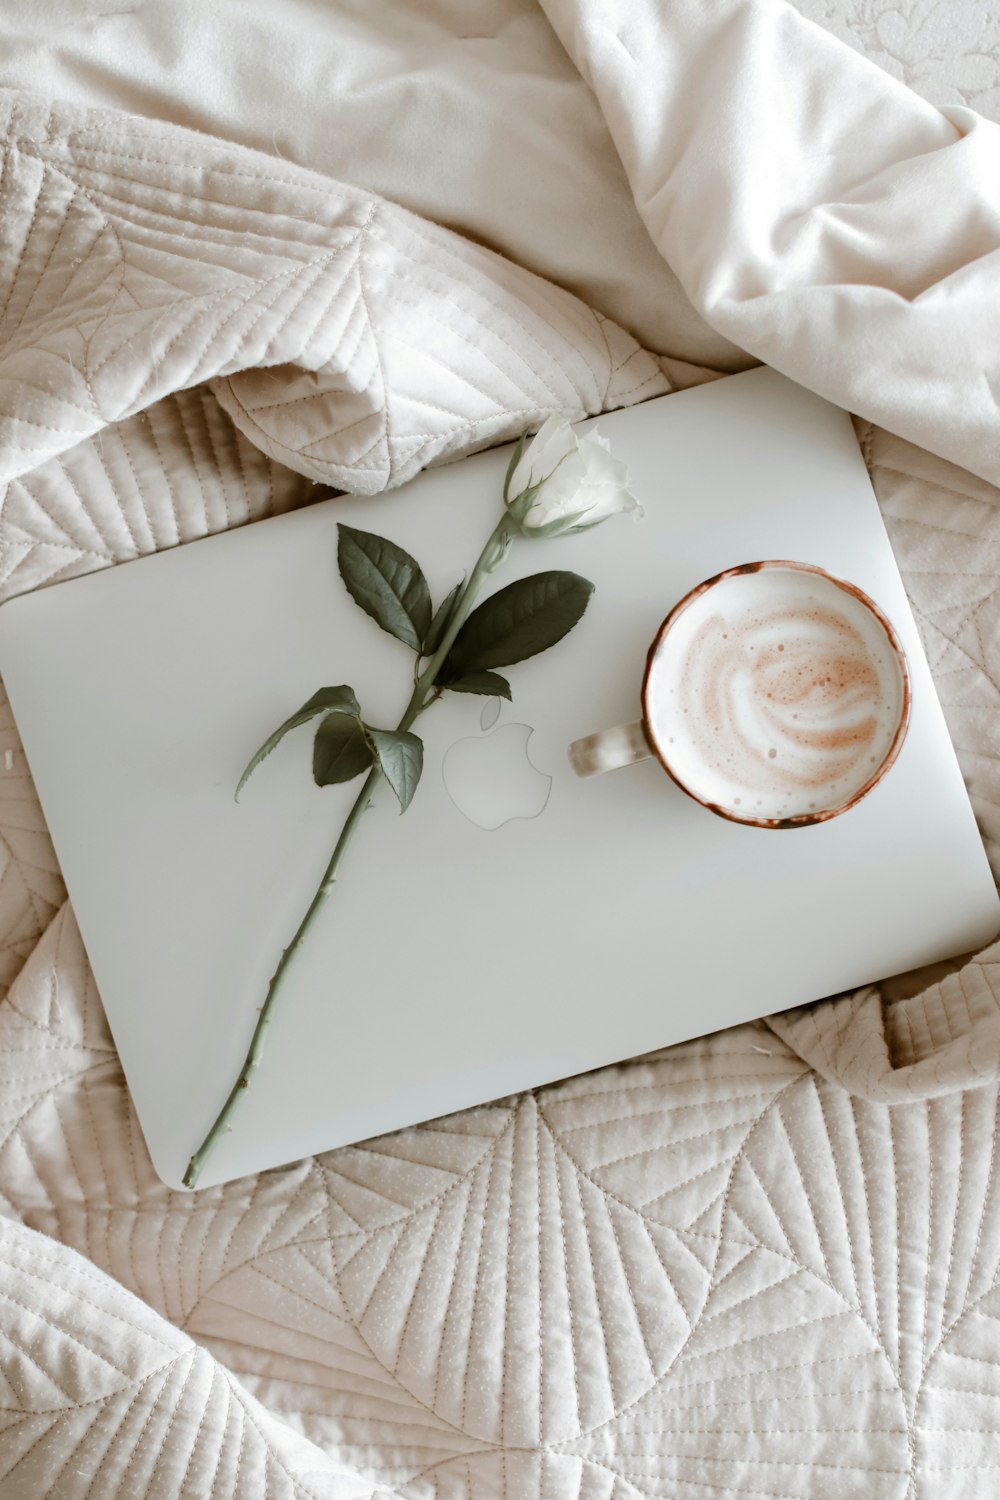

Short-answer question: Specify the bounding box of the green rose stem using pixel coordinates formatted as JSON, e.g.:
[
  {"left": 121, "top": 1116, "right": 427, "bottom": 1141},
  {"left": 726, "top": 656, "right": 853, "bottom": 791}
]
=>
[{"left": 182, "top": 513, "right": 515, "bottom": 1189}]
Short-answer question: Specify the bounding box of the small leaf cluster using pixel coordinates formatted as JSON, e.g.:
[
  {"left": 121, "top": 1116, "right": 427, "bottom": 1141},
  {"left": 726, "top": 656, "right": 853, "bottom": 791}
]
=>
[
  {"left": 237, "top": 684, "right": 423, "bottom": 812},
  {"left": 236, "top": 521, "right": 594, "bottom": 815},
  {"left": 336, "top": 524, "right": 593, "bottom": 701}
]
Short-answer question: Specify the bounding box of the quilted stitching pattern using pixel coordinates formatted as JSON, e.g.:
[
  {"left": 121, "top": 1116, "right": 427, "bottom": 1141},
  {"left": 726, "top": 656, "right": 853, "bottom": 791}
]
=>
[
  {"left": 0, "top": 1220, "right": 381, "bottom": 1498},
  {"left": 0, "top": 92, "right": 665, "bottom": 501},
  {"left": 0, "top": 681, "right": 62, "bottom": 996},
  {"left": 4, "top": 931, "right": 1000, "bottom": 1496},
  {"left": 0, "top": 391, "right": 313, "bottom": 599},
  {"left": 868, "top": 427, "right": 1000, "bottom": 876}
]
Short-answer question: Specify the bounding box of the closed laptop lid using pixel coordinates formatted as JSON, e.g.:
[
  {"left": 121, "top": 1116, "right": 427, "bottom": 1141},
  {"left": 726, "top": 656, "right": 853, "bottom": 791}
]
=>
[{"left": 1, "top": 367, "right": 996, "bottom": 1187}]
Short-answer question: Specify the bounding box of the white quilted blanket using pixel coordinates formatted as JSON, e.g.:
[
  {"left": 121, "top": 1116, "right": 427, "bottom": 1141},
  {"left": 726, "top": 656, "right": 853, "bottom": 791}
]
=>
[{"left": 2, "top": 2, "right": 1000, "bottom": 1497}]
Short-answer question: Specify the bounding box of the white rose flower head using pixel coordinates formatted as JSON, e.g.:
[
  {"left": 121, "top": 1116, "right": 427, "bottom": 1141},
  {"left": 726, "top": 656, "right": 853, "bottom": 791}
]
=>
[{"left": 503, "top": 415, "right": 640, "bottom": 537}]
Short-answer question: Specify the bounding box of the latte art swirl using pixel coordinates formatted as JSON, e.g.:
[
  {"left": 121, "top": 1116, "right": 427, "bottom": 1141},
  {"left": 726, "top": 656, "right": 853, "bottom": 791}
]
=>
[
  {"left": 644, "top": 566, "right": 907, "bottom": 822},
  {"left": 690, "top": 606, "right": 883, "bottom": 788}
]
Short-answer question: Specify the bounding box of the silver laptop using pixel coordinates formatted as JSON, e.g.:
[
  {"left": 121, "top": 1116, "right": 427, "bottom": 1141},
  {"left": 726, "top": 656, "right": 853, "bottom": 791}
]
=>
[{"left": 1, "top": 368, "right": 996, "bottom": 1188}]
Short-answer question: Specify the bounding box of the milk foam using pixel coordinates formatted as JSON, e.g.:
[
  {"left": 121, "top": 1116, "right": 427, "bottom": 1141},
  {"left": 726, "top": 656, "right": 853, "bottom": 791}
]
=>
[{"left": 645, "top": 567, "right": 906, "bottom": 822}]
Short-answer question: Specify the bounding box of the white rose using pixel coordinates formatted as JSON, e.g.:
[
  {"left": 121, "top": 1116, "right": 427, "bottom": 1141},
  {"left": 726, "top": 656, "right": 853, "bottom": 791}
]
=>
[{"left": 504, "top": 415, "right": 640, "bottom": 536}]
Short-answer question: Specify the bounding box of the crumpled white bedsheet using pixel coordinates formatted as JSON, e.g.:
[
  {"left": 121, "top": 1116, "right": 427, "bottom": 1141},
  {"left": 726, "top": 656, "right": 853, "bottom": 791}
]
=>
[
  {"left": 540, "top": 0, "right": 1000, "bottom": 489},
  {"left": 0, "top": 0, "right": 741, "bottom": 373},
  {"left": 1, "top": 1, "right": 1000, "bottom": 1497},
  {"left": 3, "top": 0, "right": 998, "bottom": 382}
]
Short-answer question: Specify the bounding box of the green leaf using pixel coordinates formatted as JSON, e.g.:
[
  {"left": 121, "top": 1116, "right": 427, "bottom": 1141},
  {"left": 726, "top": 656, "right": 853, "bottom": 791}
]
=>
[
  {"left": 423, "top": 581, "right": 463, "bottom": 655},
  {"left": 313, "top": 712, "right": 375, "bottom": 787},
  {"left": 337, "top": 524, "right": 433, "bottom": 651},
  {"left": 236, "top": 686, "right": 361, "bottom": 800},
  {"left": 443, "top": 571, "right": 595, "bottom": 673},
  {"left": 369, "top": 728, "right": 424, "bottom": 812},
  {"left": 441, "top": 670, "right": 512, "bottom": 700}
]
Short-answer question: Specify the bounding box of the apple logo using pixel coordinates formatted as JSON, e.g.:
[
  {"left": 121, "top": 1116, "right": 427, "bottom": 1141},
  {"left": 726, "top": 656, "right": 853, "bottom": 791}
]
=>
[{"left": 442, "top": 697, "right": 552, "bottom": 831}]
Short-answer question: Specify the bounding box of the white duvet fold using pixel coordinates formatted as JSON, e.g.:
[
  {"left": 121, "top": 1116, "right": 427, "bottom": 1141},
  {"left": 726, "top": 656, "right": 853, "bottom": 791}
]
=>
[{"left": 540, "top": 0, "right": 1000, "bottom": 489}]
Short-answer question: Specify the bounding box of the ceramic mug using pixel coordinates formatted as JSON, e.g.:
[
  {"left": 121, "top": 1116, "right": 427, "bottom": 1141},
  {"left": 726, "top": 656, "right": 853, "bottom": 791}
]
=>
[{"left": 568, "top": 560, "right": 911, "bottom": 829}]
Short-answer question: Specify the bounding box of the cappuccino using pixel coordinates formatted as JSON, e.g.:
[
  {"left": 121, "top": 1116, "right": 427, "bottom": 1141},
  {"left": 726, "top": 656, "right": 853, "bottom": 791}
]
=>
[{"left": 643, "top": 563, "right": 908, "bottom": 823}]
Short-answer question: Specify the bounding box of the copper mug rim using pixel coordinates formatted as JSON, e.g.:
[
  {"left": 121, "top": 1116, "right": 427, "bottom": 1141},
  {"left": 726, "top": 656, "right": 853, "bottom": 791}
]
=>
[{"left": 639, "top": 559, "right": 912, "bottom": 830}]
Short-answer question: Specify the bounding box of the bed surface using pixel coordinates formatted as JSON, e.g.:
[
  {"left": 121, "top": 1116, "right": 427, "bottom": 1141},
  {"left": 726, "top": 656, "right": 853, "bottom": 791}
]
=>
[
  {"left": 3, "top": 0, "right": 998, "bottom": 372},
  {"left": 0, "top": 2, "right": 998, "bottom": 1496}
]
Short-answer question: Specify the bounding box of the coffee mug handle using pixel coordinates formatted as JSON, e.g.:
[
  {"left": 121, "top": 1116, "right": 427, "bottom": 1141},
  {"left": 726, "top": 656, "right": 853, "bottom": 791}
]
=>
[{"left": 568, "top": 721, "right": 652, "bottom": 778}]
